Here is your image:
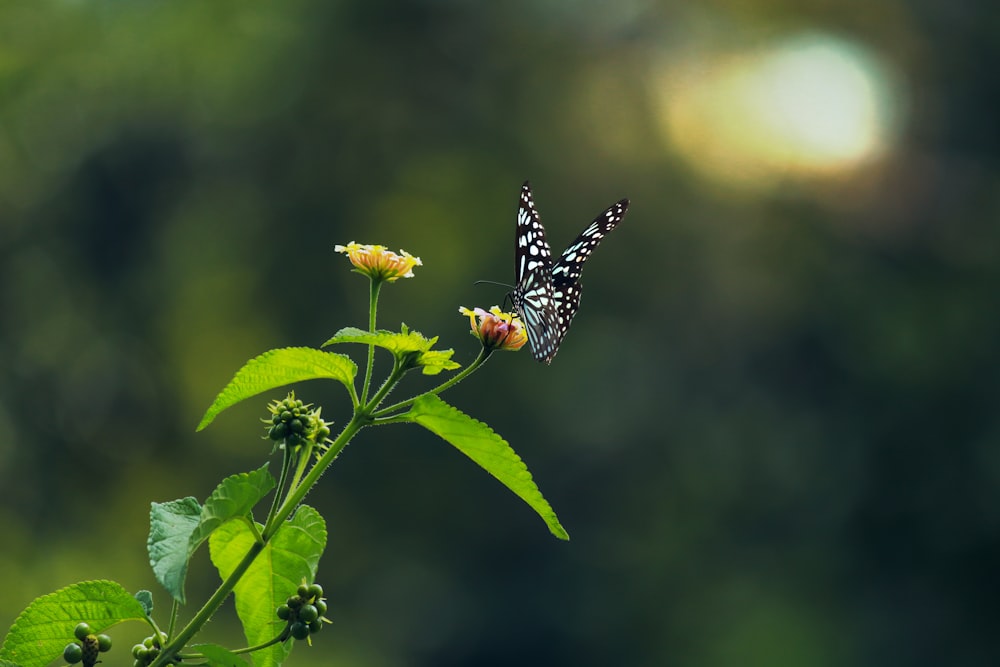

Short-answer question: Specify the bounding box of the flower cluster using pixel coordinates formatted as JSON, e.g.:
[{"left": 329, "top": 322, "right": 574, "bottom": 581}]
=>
[
  {"left": 459, "top": 306, "right": 527, "bottom": 353},
  {"left": 334, "top": 242, "right": 422, "bottom": 282},
  {"left": 264, "top": 394, "right": 332, "bottom": 450}
]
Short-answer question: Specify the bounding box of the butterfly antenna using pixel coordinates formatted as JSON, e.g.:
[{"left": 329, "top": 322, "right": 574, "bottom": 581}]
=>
[
  {"left": 473, "top": 280, "right": 517, "bottom": 312},
  {"left": 473, "top": 280, "right": 514, "bottom": 289}
]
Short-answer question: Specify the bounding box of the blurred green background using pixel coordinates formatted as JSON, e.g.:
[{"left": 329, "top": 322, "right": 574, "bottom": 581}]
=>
[{"left": 2, "top": 1, "right": 999, "bottom": 665}]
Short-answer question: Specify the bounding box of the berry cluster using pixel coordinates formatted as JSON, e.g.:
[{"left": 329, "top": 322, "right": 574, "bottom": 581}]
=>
[
  {"left": 129, "top": 632, "right": 168, "bottom": 667},
  {"left": 277, "top": 583, "right": 330, "bottom": 641},
  {"left": 265, "top": 395, "right": 332, "bottom": 449},
  {"left": 63, "top": 623, "right": 111, "bottom": 667}
]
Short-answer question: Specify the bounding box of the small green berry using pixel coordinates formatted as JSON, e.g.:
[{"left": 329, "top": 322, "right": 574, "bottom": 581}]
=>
[
  {"left": 290, "top": 621, "right": 310, "bottom": 640},
  {"left": 308, "top": 619, "right": 323, "bottom": 634},
  {"left": 315, "top": 599, "right": 327, "bottom": 616},
  {"left": 290, "top": 418, "right": 304, "bottom": 433},
  {"left": 63, "top": 643, "right": 84, "bottom": 664},
  {"left": 307, "top": 583, "right": 324, "bottom": 600},
  {"left": 277, "top": 604, "right": 291, "bottom": 620},
  {"left": 132, "top": 644, "right": 144, "bottom": 659},
  {"left": 143, "top": 636, "right": 154, "bottom": 649},
  {"left": 298, "top": 604, "right": 319, "bottom": 623},
  {"left": 296, "top": 584, "right": 310, "bottom": 599},
  {"left": 73, "top": 623, "right": 92, "bottom": 641},
  {"left": 97, "top": 634, "right": 112, "bottom": 652},
  {"left": 281, "top": 410, "right": 293, "bottom": 421},
  {"left": 287, "top": 595, "right": 303, "bottom": 609}
]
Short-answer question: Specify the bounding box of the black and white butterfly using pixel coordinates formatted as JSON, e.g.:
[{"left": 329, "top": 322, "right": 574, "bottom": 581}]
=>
[{"left": 510, "top": 181, "right": 629, "bottom": 364}]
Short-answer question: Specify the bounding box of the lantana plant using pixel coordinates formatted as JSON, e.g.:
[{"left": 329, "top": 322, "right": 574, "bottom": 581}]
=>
[{"left": 0, "top": 242, "right": 566, "bottom": 667}]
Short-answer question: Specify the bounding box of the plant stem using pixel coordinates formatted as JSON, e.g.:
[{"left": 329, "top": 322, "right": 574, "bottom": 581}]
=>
[
  {"left": 363, "top": 357, "right": 403, "bottom": 413},
  {"left": 265, "top": 415, "right": 365, "bottom": 540},
  {"left": 360, "top": 279, "right": 383, "bottom": 404},
  {"left": 150, "top": 541, "right": 265, "bottom": 667},
  {"left": 262, "top": 444, "right": 295, "bottom": 538},
  {"left": 150, "top": 418, "right": 365, "bottom": 666},
  {"left": 372, "top": 348, "right": 491, "bottom": 417},
  {"left": 284, "top": 441, "right": 314, "bottom": 499},
  {"left": 166, "top": 600, "right": 179, "bottom": 641}
]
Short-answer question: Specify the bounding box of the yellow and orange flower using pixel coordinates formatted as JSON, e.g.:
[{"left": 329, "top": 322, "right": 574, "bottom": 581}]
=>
[
  {"left": 459, "top": 306, "right": 527, "bottom": 352},
  {"left": 334, "top": 242, "right": 422, "bottom": 282}
]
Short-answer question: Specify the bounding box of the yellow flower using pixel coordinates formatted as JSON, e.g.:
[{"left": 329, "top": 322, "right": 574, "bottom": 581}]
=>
[
  {"left": 334, "top": 242, "right": 422, "bottom": 282},
  {"left": 459, "top": 306, "right": 527, "bottom": 352}
]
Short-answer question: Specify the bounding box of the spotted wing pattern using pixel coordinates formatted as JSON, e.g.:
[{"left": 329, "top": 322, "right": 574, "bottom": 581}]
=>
[
  {"left": 511, "top": 182, "right": 561, "bottom": 363},
  {"left": 510, "top": 181, "right": 629, "bottom": 364},
  {"left": 550, "top": 198, "right": 630, "bottom": 336}
]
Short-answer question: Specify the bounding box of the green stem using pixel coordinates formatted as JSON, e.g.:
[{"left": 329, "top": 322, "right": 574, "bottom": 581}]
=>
[
  {"left": 262, "top": 444, "right": 295, "bottom": 538},
  {"left": 265, "top": 415, "right": 365, "bottom": 540},
  {"left": 362, "top": 357, "right": 404, "bottom": 413},
  {"left": 165, "top": 600, "right": 179, "bottom": 641},
  {"left": 151, "top": 420, "right": 364, "bottom": 666},
  {"left": 230, "top": 628, "right": 291, "bottom": 654},
  {"left": 372, "top": 348, "right": 491, "bottom": 418},
  {"left": 150, "top": 541, "right": 266, "bottom": 667},
  {"left": 178, "top": 628, "right": 289, "bottom": 660},
  {"left": 360, "top": 279, "right": 383, "bottom": 404},
  {"left": 284, "top": 441, "right": 314, "bottom": 499}
]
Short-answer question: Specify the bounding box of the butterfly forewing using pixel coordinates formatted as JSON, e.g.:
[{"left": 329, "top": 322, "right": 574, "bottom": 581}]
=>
[
  {"left": 510, "top": 182, "right": 628, "bottom": 364},
  {"left": 512, "top": 182, "right": 561, "bottom": 363},
  {"left": 551, "top": 199, "right": 629, "bottom": 286},
  {"left": 549, "top": 198, "right": 630, "bottom": 336}
]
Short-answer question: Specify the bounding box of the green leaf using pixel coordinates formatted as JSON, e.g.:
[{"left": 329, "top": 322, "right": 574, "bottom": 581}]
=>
[
  {"left": 192, "top": 644, "right": 249, "bottom": 667},
  {"left": 323, "top": 325, "right": 459, "bottom": 375},
  {"left": 404, "top": 394, "right": 569, "bottom": 540},
  {"left": 148, "top": 497, "right": 202, "bottom": 604},
  {"left": 415, "top": 348, "right": 461, "bottom": 375},
  {"left": 134, "top": 590, "right": 154, "bottom": 616},
  {"left": 189, "top": 465, "right": 276, "bottom": 554},
  {"left": 198, "top": 347, "right": 357, "bottom": 430},
  {"left": 209, "top": 506, "right": 327, "bottom": 667},
  {"left": 148, "top": 467, "right": 277, "bottom": 604},
  {"left": 0, "top": 581, "right": 146, "bottom": 667},
  {"left": 0, "top": 660, "right": 23, "bottom": 667}
]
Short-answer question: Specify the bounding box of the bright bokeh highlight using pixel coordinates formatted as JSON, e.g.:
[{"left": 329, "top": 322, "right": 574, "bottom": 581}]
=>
[{"left": 657, "top": 33, "right": 903, "bottom": 187}]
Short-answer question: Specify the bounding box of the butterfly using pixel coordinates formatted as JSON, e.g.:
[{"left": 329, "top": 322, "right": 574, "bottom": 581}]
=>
[{"left": 510, "top": 181, "right": 629, "bottom": 364}]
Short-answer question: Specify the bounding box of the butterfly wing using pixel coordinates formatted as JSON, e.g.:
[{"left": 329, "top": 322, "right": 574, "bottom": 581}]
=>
[
  {"left": 549, "top": 198, "right": 630, "bottom": 344},
  {"left": 511, "top": 181, "right": 561, "bottom": 363}
]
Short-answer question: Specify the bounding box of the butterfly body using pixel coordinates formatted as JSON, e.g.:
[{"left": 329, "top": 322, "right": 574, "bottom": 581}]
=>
[{"left": 510, "top": 181, "right": 629, "bottom": 364}]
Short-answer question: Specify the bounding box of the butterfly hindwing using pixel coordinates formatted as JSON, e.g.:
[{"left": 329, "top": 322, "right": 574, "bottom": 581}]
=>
[{"left": 511, "top": 182, "right": 629, "bottom": 364}]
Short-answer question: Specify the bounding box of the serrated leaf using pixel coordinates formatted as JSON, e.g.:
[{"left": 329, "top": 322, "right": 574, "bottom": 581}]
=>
[
  {"left": 415, "top": 349, "right": 461, "bottom": 375},
  {"left": 405, "top": 394, "right": 569, "bottom": 540},
  {"left": 0, "top": 580, "right": 146, "bottom": 667},
  {"left": 198, "top": 347, "right": 357, "bottom": 430},
  {"left": 134, "top": 590, "right": 154, "bottom": 616},
  {"left": 190, "top": 465, "right": 276, "bottom": 553},
  {"left": 209, "top": 506, "right": 327, "bottom": 667},
  {"left": 148, "top": 467, "right": 276, "bottom": 605},
  {"left": 148, "top": 497, "right": 202, "bottom": 604},
  {"left": 323, "top": 325, "right": 459, "bottom": 375},
  {"left": 192, "top": 643, "right": 249, "bottom": 667}
]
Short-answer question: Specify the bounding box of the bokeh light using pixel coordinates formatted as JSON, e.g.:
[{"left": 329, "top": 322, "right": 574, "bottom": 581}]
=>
[{"left": 657, "top": 33, "right": 904, "bottom": 187}]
